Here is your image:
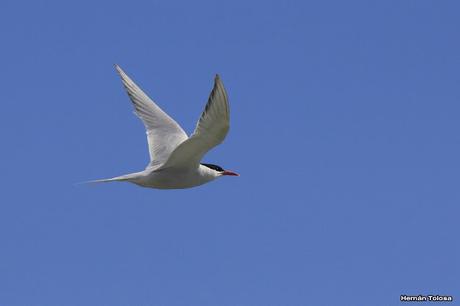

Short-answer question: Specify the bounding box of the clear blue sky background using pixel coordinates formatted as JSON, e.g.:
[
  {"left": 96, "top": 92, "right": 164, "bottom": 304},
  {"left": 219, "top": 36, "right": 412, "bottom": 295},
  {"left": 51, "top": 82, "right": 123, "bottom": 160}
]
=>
[{"left": 0, "top": 0, "right": 458, "bottom": 305}]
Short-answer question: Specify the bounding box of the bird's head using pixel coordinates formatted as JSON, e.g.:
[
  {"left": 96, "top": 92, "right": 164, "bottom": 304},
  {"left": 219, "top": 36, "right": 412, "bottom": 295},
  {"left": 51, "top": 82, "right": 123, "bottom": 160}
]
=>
[{"left": 201, "top": 163, "right": 239, "bottom": 177}]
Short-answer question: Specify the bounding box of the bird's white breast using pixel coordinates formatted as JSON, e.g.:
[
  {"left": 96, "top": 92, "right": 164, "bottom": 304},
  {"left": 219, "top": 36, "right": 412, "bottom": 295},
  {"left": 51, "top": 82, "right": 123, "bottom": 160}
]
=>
[{"left": 132, "top": 165, "right": 220, "bottom": 189}]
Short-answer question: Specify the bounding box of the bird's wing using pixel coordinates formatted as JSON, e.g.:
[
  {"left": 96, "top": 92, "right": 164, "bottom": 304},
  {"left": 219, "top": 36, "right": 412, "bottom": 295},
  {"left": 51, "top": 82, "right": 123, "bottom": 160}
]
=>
[
  {"left": 159, "top": 74, "right": 230, "bottom": 170},
  {"left": 115, "top": 65, "right": 188, "bottom": 169}
]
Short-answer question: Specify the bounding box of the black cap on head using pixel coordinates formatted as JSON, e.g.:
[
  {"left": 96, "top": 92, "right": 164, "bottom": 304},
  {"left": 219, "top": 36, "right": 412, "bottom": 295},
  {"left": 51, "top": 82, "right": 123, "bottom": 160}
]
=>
[{"left": 201, "top": 163, "right": 224, "bottom": 172}]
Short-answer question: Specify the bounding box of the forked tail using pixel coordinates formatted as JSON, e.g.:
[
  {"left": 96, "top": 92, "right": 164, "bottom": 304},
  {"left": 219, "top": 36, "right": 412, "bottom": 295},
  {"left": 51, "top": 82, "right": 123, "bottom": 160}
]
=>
[{"left": 79, "top": 172, "right": 141, "bottom": 185}]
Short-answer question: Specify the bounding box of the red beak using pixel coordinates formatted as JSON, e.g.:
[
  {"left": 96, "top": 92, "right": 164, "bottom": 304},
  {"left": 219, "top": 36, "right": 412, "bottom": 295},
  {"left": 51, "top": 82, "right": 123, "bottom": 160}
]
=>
[{"left": 222, "top": 170, "right": 239, "bottom": 176}]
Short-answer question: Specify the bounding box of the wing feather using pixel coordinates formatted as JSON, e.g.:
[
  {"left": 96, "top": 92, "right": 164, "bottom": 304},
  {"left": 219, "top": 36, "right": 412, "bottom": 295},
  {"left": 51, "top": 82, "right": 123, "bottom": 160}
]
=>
[
  {"left": 115, "top": 65, "right": 188, "bottom": 169},
  {"left": 159, "top": 75, "right": 230, "bottom": 169}
]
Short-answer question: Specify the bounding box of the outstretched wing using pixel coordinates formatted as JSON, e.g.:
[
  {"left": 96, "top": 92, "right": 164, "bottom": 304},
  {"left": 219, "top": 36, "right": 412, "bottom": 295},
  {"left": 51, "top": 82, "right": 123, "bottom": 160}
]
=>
[
  {"left": 115, "top": 65, "right": 188, "bottom": 169},
  {"left": 159, "top": 74, "right": 230, "bottom": 170}
]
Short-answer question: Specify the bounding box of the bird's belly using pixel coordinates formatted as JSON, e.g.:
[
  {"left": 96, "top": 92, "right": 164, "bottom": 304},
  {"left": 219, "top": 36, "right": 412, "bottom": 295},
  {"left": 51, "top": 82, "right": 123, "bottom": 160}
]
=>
[{"left": 137, "top": 169, "right": 212, "bottom": 189}]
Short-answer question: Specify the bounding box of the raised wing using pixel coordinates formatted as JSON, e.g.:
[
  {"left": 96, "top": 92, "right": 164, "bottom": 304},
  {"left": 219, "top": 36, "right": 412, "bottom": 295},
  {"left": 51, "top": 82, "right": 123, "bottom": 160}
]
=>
[
  {"left": 115, "top": 65, "right": 188, "bottom": 169},
  {"left": 159, "top": 74, "right": 230, "bottom": 170}
]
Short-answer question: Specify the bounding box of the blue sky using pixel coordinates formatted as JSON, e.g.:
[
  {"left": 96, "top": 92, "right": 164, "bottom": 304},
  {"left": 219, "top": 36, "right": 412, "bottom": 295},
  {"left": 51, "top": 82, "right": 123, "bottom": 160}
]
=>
[{"left": 0, "top": 0, "right": 459, "bottom": 305}]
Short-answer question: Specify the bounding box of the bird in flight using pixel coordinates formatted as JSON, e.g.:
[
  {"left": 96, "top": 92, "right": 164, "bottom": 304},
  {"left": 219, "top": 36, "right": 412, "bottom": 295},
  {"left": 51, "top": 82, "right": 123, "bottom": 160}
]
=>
[{"left": 90, "top": 65, "right": 239, "bottom": 189}]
